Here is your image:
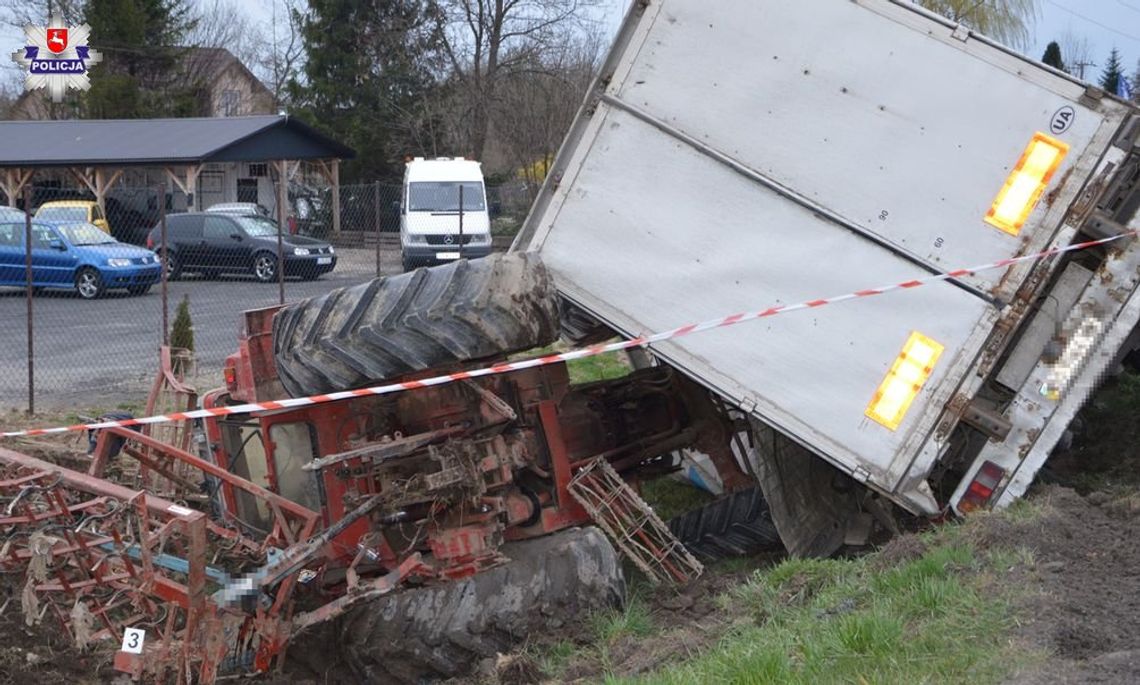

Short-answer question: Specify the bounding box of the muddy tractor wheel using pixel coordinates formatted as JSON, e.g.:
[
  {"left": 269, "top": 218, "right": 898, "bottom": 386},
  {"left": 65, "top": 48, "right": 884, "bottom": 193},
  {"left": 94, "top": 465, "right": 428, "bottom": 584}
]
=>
[
  {"left": 668, "top": 486, "right": 782, "bottom": 562},
  {"left": 334, "top": 527, "right": 624, "bottom": 683},
  {"left": 272, "top": 253, "right": 560, "bottom": 397}
]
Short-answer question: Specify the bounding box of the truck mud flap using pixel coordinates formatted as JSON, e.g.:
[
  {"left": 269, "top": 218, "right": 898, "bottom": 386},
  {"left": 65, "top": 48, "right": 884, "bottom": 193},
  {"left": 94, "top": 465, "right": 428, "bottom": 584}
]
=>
[{"left": 750, "top": 420, "right": 863, "bottom": 558}]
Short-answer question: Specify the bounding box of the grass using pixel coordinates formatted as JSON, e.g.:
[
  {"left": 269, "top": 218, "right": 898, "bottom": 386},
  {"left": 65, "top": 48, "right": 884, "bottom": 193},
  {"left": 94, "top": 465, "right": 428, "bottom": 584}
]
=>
[
  {"left": 640, "top": 476, "right": 715, "bottom": 521},
  {"left": 568, "top": 350, "right": 633, "bottom": 384},
  {"left": 590, "top": 592, "right": 656, "bottom": 644},
  {"left": 1054, "top": 369, "right": 1140, "bottom": 493},
  {"left": 594, "top": 519, "right": 1037, "bottom": 685},
  {"left": 516, "top": 343, "right": 633, "bottom": 385}
]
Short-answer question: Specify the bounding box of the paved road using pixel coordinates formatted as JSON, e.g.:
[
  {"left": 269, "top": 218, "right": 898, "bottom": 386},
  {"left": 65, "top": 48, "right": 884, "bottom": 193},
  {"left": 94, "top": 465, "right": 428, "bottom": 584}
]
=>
[{"left": 0, "top": 248, "right": 398, "bottom": 411}]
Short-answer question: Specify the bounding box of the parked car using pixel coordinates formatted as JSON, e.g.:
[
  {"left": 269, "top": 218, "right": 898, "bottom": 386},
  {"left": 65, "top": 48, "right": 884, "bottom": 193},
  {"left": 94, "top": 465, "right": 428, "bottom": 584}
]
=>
[
  {"left": 0, "top": 220, "right": 160, "bottom": 299},
  {"left": 146, "top": 212, "right": 337, "bottom": 282},
  {"left": 35, "top": 200, "right": 112, "bottom": 234},
  {"left": 207, "top": 198, "right": 325, "bottom": 237},
  {"left": 205, "top": 202, "right": 273, "bottom": 218},
  {"left": 0, "top": 207, "right": 26, "bottom": 222}
]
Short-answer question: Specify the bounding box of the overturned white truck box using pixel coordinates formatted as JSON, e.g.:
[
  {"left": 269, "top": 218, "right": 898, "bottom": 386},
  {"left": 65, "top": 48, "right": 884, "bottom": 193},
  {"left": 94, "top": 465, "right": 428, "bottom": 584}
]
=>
[{"left": 516, "top": 0, "right": 1140, "bottom": 555}]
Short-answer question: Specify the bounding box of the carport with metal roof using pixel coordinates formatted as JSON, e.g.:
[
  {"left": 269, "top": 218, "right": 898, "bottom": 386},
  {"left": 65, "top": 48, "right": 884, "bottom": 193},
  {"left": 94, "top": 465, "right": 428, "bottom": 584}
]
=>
[{"left": 0, "top": 114, "right": 355, "bottom": 234}]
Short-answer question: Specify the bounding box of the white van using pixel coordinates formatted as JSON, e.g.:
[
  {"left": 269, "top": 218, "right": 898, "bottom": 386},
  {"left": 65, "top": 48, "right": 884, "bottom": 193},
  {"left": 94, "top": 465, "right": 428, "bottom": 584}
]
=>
[{"left": 400, "top": 157, "right": 492, "bottom": 271}]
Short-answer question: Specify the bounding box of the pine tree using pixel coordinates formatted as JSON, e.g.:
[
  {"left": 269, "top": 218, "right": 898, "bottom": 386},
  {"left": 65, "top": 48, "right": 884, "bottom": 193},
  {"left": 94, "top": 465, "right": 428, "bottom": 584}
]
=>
[
  {"left": 82, "top": 0, "right": 199, "bottom": 117},
  {"left": 1099, "top": 47, "right": 1124, "bottom": 96},
  {"left": 288, "top": 0, "right": 445, "bottom": 181},
  {"left": 170, "top": 295, "right": 194, "bottom": 353},
  {"left": 1041, "top": 41, "right": 1064, "bottom": 71},
  {"left": 1132, "top": 59, "right": 1140, "bottom": 103}
]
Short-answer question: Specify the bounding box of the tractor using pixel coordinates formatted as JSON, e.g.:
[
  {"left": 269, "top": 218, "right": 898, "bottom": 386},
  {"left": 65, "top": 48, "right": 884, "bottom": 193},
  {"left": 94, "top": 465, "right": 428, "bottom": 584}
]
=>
[{"left": 0, "top": 253, "right": 775, "bottom": 683}]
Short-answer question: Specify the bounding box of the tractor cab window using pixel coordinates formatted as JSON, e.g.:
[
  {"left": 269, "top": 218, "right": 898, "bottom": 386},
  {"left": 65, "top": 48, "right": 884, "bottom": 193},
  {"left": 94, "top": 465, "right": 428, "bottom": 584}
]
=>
[
  {"left": 220, "top": 421, "right": 272, "bottom": 534},
  {"left": 269, "top": 422, "right": 320, "bottom": 512}
]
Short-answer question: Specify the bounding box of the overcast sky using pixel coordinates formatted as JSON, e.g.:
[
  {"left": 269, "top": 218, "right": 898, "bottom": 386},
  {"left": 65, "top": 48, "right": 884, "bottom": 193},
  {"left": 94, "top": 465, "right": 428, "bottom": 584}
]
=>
[{"left": 2, "top": 0, "right": 1136, "bottom": 95}]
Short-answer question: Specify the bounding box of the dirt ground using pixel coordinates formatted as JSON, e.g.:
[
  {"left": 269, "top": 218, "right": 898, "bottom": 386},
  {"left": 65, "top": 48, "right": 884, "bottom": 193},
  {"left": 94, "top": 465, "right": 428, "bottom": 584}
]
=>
[{"left": 998, "top": 486, "right": 1140, "bottom": 684}]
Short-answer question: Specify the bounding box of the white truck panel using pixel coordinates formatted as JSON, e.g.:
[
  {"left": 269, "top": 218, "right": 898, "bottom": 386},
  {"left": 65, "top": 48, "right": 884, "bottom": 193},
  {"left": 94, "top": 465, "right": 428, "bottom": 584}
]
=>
[
  {"left": 611, "top": 0, "right": 1109, "bottom": 293},
  {"left": 538, "top": 108, "right": 991, "bottom": 484}
]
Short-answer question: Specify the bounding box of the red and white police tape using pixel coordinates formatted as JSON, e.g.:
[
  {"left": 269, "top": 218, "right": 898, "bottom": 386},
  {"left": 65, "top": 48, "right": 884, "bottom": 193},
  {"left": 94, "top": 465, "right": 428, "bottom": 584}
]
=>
[{"left": 3, "top": 230, "right": 1137, "bottom": 439}]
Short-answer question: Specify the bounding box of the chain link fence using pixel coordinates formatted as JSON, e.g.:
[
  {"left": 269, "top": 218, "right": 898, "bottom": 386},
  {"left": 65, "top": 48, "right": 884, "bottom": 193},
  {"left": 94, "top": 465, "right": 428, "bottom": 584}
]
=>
[{"left": 0, "top": 181, "right": 533, "bottom": 412}]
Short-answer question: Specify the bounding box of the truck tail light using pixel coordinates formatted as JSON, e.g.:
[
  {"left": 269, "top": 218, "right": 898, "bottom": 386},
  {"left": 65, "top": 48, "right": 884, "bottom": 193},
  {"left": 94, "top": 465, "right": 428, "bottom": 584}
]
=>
[
  {"left": 984, "top": 132, "right": 1069, "bottom": 235},
  {"left": 865, "top": 331, "right": 944, "bottom": 430},
  {"left": 957, "top": 461, "right": 1006, "bottom": 513},
  {"left": 146, "top": 235, "right": 154, "bottom": 249},
  {"left": 224, "top": 364, "right": 237, "bottom": 392}
]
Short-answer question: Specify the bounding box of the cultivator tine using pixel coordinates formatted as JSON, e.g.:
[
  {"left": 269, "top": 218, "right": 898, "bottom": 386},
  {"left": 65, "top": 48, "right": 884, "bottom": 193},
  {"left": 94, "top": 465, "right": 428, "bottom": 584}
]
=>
[
  {"left": 568, "top": 457, "right": 704, "bottom": 584},
  {"left": 0, "top": 439, "right": 323, "bottom": 684},
  {"left": 138, "top": 346, "right": 199, "bottom": 498}
]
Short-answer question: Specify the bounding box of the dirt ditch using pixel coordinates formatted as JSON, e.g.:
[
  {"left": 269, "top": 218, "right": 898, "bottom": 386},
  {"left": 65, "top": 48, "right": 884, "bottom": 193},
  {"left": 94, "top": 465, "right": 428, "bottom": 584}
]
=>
[{"left": 1000, "top": 486, "right": 1140, "bottom": 684}]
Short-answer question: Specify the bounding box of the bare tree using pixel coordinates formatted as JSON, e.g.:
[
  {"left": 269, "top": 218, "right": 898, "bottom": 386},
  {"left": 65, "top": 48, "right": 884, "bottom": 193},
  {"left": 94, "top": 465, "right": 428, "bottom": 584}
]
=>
[
  {"left": 916, "top": 0, "right": 1039, "bottom": 50},
  {"left": 1059, "top": 30, "right": 1096, "bottom": 80},
  {"left": 491, "top": 30, "right": 600, "bottom": 187},
  {"left": 0, "top": 80, "right": 15, "bottom": 118},
  {"left": 262, "top": 0, "right": 306, "bottom": 107},
  {"left": 184, "top": 0, "right": 306, "bottom": 112},
  {"left": 186, "top": 0, "right": 261, "bottom": 67},
  {"left": 0, "top": 0, "right": 84, "bottom": 30},
  {"left": 436, "top": 0, "right": 601, "bottom": 161}
]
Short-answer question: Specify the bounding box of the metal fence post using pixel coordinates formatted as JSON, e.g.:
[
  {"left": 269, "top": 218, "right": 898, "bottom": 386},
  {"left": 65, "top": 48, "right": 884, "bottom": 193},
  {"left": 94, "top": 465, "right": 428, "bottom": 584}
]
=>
[
  {"left": 159, "top": 183, "right": 169, "bottom": 346},
  {"left": 276, "top": 161, "right": 286, "bottom": 305},
  {"left": 23, "top": 186, "right": 33, "bottom": 415},
  {"left": 374, "top": 181, "right": 381, "bottom": 277},
  {"left": 458, "top": 184, "right": 464, "bottom": 261}
]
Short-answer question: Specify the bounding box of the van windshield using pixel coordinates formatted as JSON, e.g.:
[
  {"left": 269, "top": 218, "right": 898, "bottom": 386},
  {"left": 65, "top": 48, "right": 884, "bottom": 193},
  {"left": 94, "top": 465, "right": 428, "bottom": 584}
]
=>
[{"left": 408, "top": 182, "right": 486, "bottom": 212}]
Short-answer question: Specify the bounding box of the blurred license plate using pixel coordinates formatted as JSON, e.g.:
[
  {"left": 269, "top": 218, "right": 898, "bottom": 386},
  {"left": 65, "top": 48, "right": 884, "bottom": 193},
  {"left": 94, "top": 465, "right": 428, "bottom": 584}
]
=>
[
  {"left": 317, "top": 257, "right": 332, "bottom": 265},
  {"left": 436, "top": 252, "right": 461, "bottom": 260}
]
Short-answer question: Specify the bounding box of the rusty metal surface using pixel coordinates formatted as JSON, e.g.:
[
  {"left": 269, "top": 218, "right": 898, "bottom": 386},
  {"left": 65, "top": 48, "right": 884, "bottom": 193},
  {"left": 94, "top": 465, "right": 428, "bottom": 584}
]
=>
[
  {"left": 0, "top": 333, "right": 751, "bottom": 681},
  {"left": 569, "top": 456, "right": 703, "bottom": 584}
]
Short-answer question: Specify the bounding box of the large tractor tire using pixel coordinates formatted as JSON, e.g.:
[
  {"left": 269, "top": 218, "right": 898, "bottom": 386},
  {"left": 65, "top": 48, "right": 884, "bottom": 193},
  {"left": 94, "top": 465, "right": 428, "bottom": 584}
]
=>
[
  {"left": 668, "top": 486, "right": 782, "bottom": 562},
  {"left": 334, "top": 527, "right": 625, "bottom": 683},
  {"left": 273, "top": 253, "right": 560, "bottom": 397}
]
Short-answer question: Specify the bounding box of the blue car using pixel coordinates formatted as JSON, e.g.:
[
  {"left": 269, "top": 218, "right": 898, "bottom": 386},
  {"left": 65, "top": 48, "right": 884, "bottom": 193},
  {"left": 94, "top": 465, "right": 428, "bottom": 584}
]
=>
[
  {"left": 0, "top": 207, "right": 26, "bottom": 222},
  {"left": 0, "top": 220, "right": 161, "bottom": 299}
]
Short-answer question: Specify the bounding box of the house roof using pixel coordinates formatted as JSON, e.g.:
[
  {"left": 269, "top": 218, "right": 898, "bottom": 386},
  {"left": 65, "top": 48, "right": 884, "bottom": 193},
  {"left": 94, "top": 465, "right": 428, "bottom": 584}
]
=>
[
  {"left": 0, "top": 115, "right": 354, "bottom": 168},
  {"left": 182, "top": 47, "right": 274, "bottom": 100}
]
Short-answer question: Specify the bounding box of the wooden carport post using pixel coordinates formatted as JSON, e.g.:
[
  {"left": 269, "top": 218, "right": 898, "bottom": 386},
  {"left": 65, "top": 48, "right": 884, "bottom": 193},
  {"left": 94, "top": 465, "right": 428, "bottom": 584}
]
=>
[
  {"left": 316, "top": 159, "right": 341, "bottom": 236},
  {"left": 164, "top": 166, "right": 201, "bottom": 211},
  {"left": 1, "top": 169, "right": 34, "bottom": 208},
  {"left": 72, "top": 167, "right": 124, "bottom": 223},
  {"left": 275, "top": 159, "right": 288, "bottom": 305}
]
